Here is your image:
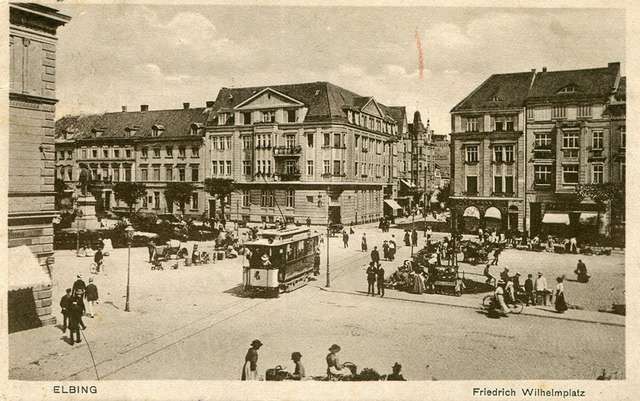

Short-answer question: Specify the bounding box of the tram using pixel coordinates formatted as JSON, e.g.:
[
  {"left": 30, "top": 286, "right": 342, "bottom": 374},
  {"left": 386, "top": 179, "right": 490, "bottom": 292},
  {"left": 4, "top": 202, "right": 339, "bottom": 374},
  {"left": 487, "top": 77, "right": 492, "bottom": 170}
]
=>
[{"left": 242, "top": 226, "right": 320, "bottom": 297}]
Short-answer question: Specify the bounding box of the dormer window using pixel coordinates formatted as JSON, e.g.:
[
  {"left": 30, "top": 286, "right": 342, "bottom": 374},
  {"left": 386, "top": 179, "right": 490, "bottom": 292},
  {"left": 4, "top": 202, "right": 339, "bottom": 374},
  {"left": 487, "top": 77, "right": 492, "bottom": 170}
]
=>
[
  {"left": 262, "top": 110, "right": 276, "bottom": 123},
  {"left": 490, "top": 95, "right": 503, "bottom": 101},
  {"left": 92, "top": 129, "right": 104, "bottom": 137},
  {"left": 218, "top": 113, "right": 229, "bottom": 125},
  {"left": 190, "top": 123, "right": 203, "bottom": 136},
  {"left": 286, "top": 109, "right": 296, "bottom": 123},
  {"left": 558, "top": 85, "right": 577, "bottom": 94},
  {"left": 151, "top": 124, "right": 164, "bottom": 137},
  {"left": 125, "top": 127, "right": 137, "bottom": 137}
]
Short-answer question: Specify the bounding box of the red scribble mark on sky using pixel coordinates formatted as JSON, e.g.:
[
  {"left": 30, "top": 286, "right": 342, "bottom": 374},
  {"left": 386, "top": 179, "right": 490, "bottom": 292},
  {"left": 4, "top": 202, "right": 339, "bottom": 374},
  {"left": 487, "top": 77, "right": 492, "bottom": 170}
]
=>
[{"left": 415, "top": 29, "right": 424, "bottom": 80}]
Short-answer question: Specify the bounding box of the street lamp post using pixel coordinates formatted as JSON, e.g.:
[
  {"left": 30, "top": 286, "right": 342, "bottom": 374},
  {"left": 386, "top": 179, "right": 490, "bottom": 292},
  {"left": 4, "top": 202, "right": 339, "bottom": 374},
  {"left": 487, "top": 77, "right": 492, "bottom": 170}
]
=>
[
  {"left": 124, "top": 225, "right": 134, "bottom": 312},
  {"left": 411, "top": 208, "right": 416, "bottom": 257},
  {"left": 326, "top": 187, "right": 331, "bottom": 288}
]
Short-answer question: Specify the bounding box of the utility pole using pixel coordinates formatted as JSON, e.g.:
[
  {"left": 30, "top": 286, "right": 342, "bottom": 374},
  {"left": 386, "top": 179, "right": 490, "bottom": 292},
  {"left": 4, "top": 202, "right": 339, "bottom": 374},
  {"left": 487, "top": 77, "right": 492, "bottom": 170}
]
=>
[
  {"left": 411, "top": 208, "right": 415, "bottom": 257},
  {"left": 325, "top": 186, "right": 330, "bottom": 288}
]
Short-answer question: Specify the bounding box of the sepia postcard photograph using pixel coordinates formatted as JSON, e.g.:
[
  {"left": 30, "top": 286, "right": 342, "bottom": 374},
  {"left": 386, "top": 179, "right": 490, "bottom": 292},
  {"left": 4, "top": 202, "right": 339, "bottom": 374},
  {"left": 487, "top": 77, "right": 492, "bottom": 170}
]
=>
[{"left": 1, "top": 0, "right": 636, "bottom": 400}]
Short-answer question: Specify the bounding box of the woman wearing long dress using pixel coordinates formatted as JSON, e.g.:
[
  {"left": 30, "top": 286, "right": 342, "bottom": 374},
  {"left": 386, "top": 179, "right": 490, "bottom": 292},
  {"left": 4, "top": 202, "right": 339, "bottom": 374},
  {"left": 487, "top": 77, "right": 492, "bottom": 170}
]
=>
[
  {"left": 554, "top": 277, "right": 568, "bottom": 313},
  {"left": 241, "top": 339, "right": 262, "bottom": 380},
  {"left": 361, "top": 234, "right": 368, "bottom": 252}
]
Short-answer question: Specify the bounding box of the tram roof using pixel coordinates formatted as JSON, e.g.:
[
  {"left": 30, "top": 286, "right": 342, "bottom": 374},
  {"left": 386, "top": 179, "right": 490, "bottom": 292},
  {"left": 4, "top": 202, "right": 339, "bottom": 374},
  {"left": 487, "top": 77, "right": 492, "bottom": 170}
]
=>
[{"left": 246, "top": 226, "right": 320, "bottom": 246}]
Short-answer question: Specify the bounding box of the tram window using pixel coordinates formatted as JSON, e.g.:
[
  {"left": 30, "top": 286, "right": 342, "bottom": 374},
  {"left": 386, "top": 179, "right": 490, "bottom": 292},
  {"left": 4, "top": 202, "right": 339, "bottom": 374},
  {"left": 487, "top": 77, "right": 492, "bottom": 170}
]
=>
[
  {"left": 298, "top": 240, "right": 305, "bottom": 256},
  {"left": 272, "top": 248, "right": 285, "bottom": 266}
]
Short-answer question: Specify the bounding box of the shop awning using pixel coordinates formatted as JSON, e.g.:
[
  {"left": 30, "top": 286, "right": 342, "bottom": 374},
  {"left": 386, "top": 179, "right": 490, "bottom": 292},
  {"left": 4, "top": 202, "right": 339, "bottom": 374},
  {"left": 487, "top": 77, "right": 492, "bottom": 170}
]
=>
[
  {"left": 400, "top": 179, "right": 416, "bottom": 188},
  {"left": 579, "top": 211, "right": 599, "bottom": 225},
  {"left": 542, "top": 213, "right": 570, "bottom": 225},
  {"left": 9, "top": 246, "right": 52, "bottom": 291},
  {"left": 384, "top": 199, "right": 403, "bottom": 210}
]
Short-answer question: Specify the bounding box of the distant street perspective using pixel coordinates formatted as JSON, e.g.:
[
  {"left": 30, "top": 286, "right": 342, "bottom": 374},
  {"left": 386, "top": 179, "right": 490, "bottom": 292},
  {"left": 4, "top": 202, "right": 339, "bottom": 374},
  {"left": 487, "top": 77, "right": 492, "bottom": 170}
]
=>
[{"left": 7, "top": 2, "right": 625, "bottom": 385}]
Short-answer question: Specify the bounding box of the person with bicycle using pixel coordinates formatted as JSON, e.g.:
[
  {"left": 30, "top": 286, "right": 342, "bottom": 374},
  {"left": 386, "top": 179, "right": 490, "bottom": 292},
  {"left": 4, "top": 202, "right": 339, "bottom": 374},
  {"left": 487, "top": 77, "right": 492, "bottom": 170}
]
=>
[{"left": 493, "top": 279, "right": 509, "bottom": 316}]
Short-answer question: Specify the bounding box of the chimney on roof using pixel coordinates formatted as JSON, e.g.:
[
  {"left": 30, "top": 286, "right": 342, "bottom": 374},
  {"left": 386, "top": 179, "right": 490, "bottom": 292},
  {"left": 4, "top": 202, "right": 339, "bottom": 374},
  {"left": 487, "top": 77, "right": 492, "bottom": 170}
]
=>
[
  {"left": 206, "top": 101, "right": 214, "bottom": 108},
  {"left": 183, "top": 102, "right": 190, "bottom": 110},
  {"left": 140, "top": 105, "right": 149, "bottom": 112},
  {"left": 122, "top": 105, "right": 127, "bottom": 112},
  {"left": 542, "top": 67, "right": 547, "bottom": 72}
]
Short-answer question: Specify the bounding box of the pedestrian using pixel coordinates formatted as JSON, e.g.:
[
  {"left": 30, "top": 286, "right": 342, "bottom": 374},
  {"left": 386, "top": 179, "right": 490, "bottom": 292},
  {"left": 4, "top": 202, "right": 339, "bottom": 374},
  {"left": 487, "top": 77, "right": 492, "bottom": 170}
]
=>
[
  {"left": 147, "top": 239, "right": 156, "bottom": 263},
  {"left": 387, "top": 362, "right": 406, "bottom": 381},
  {"left": 389, "top": 235, "right": 397, "bottom": 261},
  {"left": 382, "top": 241, "right": 389, "bottom": 260},
  {"left": 361, "top": 233, "right": 368, "bottom": 252},
  {"left": 313, "top": 249, "right": 321, "bottom": 276},
  {"left": 59, "top": 288, "right": 72, "bottom": 332},
  {"left": 84, "top": 278, "right": 99, "bottom": 318},
  {"left": 534, "top": 272, "right": 549, "bottom": 306},
  {"left": 491, "top": 246, "right": 502, "bottom": 265},
  {"left": 67, "top": 289, "right": 86, "bottom": 344},
  {"left": 403, "top": 230, "right": 410, "bottom": 247},
  {"left": 570, "top": 236, "right": 578, "bottom": 253},
  {"left": 342, "top": 230, "right": 349, "bottom": 248},
  {"left": 366, "top": 262, "right": 377, "bottom": 296},
  {"left": 575, "top": 259, "right": 588, "bottom": 279},
  {"left": 554, "top": 276, "right": 568, "bottom": 313},
  {"left": 499, "top": 267, "right": 510, "bottom": 282},
  {"left": 288, "top": 352, "right": 306, "bottom": 380},
  {"left": 72, "top": 274, "right": 86, "bottom": 296},
  {"left": 524, "top": 273, "right": 534, "bottom": 306},
  {"left": 483, "top": 264, "right": 494, "bottom": 286},
  {"left": 376, "top": 263, "right": 385, "bottom": 297},
  {"left": 94, "top": 246, "right": 104, "bottom": 273},
  {"left": 241, "top": 339, "right": 263, "bottom": 381},
  {"left": 306, "top": 217, "right": 311, "bottom": 227},
  {"left": 411, "top": 229, "right": 418, "bottom": 247},
  {"left": 371, "top": 246, "right": 380, "bottom": 265}
]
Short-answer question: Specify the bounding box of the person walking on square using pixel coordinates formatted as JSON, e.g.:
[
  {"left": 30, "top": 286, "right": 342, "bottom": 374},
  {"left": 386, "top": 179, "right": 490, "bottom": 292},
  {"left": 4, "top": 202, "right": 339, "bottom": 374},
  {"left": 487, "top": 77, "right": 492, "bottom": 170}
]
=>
[
  {"left": 241, "top": 339, "right": 263, "bottom": 381},
  {"left": 366, "top": 262, "right": 377, "bottom": 296},
  {"left": 94, "top": 246, "right": 104, "bottom": 273},
  {"left": 382, "top": 241, "right": 389, "bottom": 261},
  {"left": 411, "top": 229, "right": 418, "bottom": 247},
  {"left": 483, "top": 264, "right": 495, "bottom": 286},
  {"left": 342, "top": 230, "right": 349, "bottom": 248},
  {"left": 491, "top": 246, "right": 502, "bottom": 265},
  {"left": 524, "top": 273, "right": 535, "bottom": 306},
  {"left": 534, "top": 272, "right": 549, "bottom": 306},
  {"left": 371, "top": 246, "right": 380, "bottom": 265},
  {"left": 554, "top": 276, "right": 568, "bottom": 313},
  {"left": 376, "top": 263, "right": 385, "bottom": 297},
  {"left": 313, "top": 248, "right": 321, "bottom": 276},
  {"left": 59, "top": 288, "right": 72, "bottom": 332},
  {"left": 84, "top": 278, "right": 99, "bottom": 318},
  {"left": 72, "top": 274, "right": 86, "bottom": 296},
  {"left": 361, "top": 233, "right": 368, "bottom": 252},
  {"left": 389, "top": 235, "right": 397, "bottom": 261},
  {"left": 147, "top": 239, "right": 156, "bottom": 263},
  {"left": 403, "top": 231, "right": 410, "bottom": 247},
  {"left": 67, "top": 290, "right": 86, "bottom": 344}
]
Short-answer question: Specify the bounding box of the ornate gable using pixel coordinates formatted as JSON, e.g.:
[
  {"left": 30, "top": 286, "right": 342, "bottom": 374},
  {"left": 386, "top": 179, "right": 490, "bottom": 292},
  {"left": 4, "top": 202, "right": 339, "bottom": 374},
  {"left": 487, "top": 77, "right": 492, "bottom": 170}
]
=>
[
  {"left": 234, "top": 88, "right": 304, "bottom": 110},
  {"left": 361, "top": 98, "right": 384, "bottom": 118}
]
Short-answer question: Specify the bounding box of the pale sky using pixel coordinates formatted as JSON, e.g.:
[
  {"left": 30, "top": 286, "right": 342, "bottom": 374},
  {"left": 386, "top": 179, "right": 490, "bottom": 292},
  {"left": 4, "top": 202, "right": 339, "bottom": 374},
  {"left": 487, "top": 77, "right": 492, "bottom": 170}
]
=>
[{"left": 54, "top": 4, "right": 625, "bottom": 136}]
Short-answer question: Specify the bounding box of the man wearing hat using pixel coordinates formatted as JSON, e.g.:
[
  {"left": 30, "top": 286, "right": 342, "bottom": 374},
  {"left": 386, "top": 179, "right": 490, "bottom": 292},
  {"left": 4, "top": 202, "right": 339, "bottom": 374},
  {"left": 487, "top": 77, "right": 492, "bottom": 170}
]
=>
[
  {"left": 326, "top": 344, "right": 351, "bottom": 379},
  {"left": 84, "top": 277, "right": 99, "bottom": 318},
  {"left": 67, "top": 289, "right": 86, "bottom": 344},
  {"left": 534, "top": 272, "right": 549, "bottom": 306},
  {"left": 241, "top": 339, "right": 263, "bottom": 380},
  {"left": 524, "top": 273, "right": 535, "bottom": 306},
  {"left": 72, "top": 274, "right": 86, "bottom": 296},
  {"left": 387, "top": 362, "right": 406, "bottom": 381}
]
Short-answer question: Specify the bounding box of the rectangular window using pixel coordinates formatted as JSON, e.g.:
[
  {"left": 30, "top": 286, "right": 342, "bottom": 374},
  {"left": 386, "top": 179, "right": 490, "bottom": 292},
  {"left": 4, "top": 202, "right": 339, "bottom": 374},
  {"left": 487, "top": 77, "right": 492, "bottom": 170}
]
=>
[
  {"left": 124, "top": 167, "right": 132, "bottom": 182},
  {"left": 81, "top": 149, "right": 87, "bottom": 159},
  {"left": 323, "top": 160, "right": 330, "bottom": 174},
  {"left": 191, "top": 193, "right": 199, "bottom": 209},
  {"left": 494, "top": 116, "right": 513, "bottom": 132},
  {"left": 333, "top": 160, "right": 341, "bottom": 175},
  {"left": 92, "top": 148, "right": 98, "bottom": 158},
  {"left": 535, "top": 133, "right": 552, "bottom": 148},
  {"left": 592, "top": 164, "right": 603, "bottom": 184},
  {"left": 552, "top": 106, "right": 566, "bottom": 119},
  {"left": 286, "top": 135, "right": 296, "bottom": 148},
  {"left": 142, "top": 194, "right": 148, "bottom": 208},
  {"left": 126, "top": 149, "right": 132, "bottom": 158},
  {"left": 165, "top": 166, "right": 173, "bottom": 181},
  {"left": 577, "top": 105, "right": 592, "bottom": 118},
  {"left": 262, "top": 110, "right": 275, "bottom": 123},
  {"left": 527, "top": 107, "right": 534, "bottom": 120},
  {"left": 179, "top": 167, "right": 186, "bottom": 182},
  {"left": 243, "top": 136, "right": 252, "bottom": 149},
  {"left": 153, "top": 167, "right": 160, "bottom": 181},
  {"left": 562, "top": 132, "right": 579, "bottom": 148},
  {"left": 218, "top": 113, "right": 228, "bottom": 125},
  {"left": 323, "top": 133, "right": 331, "bottom": 147},
  {"left": 226, "top": 161, "right": 232, "bottom": 176},
  {"left": 141, "top": 168, "right": 148, "bottom": 181},
  {"left": 287, "top": 110, "right": 296, "bottom": 123},
  {"left": 178, "top": 147, "right": 186, "bottom": 158},
  {"left": 465, "top": 145, "right": 479, "bottom": 162},
  {"left": 466, "top": 176, "right": 478, "bottom": 194},
  {"left": 103, "top": 148, "right": 109, "bottom": 158},
  {"left": 191, "top": 147, "right": 199, "bottom": 158},
  {"left": 243, "top": 112, "right": 252, "bottom": 125},
  {"left": 141, "top": 148, "right": 148, "bottom": 159},
  {"left": 307, "top": 133, "right": 314, "bottom": 147},
  {"left": 154, "top": 192, "right": 160, "bottom": 209},
  {"left": 465, "top": 117, "right": 478, "bottom": 132},
  {"left": 355, "top": 135, "right": 359, "bottom": 148},
  {"left": 286, "top": 190, "right": 295, "bottom": 207},
  {"left": 153, "top": 148, "right": 160, "bottom": 158},
  {"left": 494, "top": 175, "right": 503, "bottom": 193},
  {"left": 285, "top": 160, "right": 296, "bottom": 174},
  {"left": 534, "top": 165, "right": 551, "bottom": 185},
  {"left": 494, "top": 145, "right": 503, "bottom": 162},
  {"left": 243, "top": 160, "right": 252, "bottom": 176},
  {"left": 242, "top": 190, "right": 250, "bottom": 207},
  {"left": 504, "top": 145, "right": 514, "bottom": 162},
  {"left": 307, "top": 160, "right": 314, "bottom": 175},
  {"left": 112, "top": 168, "right": 118, "bottom": 182},
  {"left": 620, "top": 127, "right": 626, "bottom": 149},
  {"left": 563, "top": 165, "right": 579, "bottom": 184},
  {"left": 191, "top": 166, "right": 199, "bottom": 182},
  {"left": 334, "top": 133, "right": 341, "bottom": 148},
  {"left": 165, "top": 147, "right": 173, "bottom": 158},
  {"left": 211, "top": 161, "right": 218, "bottom": 176},
  {"left": 592, "top": 131, "right": 604, "bottom": 150}
]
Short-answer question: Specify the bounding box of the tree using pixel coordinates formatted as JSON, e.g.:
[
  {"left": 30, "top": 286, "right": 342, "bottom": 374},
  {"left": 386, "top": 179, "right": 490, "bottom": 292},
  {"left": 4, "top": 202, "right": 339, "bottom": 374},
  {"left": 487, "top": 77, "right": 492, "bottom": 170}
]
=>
[
  {"left": 575, "top": 183, "right": 624, "bottom": 235},
  {"left": 113, "top": 182, "right": 147, "bottom": 217},
  {"left": 165, "top": 182, "right": 198, "bottom": 215},
  {"left": 204, "top": 178, "right": 235, "bottom": 219}
]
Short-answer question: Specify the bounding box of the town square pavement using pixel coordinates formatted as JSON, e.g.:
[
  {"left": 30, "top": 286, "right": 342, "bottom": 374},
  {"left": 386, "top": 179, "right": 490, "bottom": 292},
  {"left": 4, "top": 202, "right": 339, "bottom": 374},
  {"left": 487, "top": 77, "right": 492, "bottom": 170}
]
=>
[{"left": 9, "top": 221, "right": 625, "bottom": 380}]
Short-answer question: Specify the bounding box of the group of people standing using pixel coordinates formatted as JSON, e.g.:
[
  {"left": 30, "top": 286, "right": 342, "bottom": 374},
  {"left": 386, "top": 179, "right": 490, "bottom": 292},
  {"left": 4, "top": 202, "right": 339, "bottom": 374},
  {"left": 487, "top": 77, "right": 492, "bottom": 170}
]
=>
[
  {"left": 59, "top": 274, "right": 99, "bottom": 344},
  {"left": 366, "top": 262, "right": 385, "bottom": 297}
]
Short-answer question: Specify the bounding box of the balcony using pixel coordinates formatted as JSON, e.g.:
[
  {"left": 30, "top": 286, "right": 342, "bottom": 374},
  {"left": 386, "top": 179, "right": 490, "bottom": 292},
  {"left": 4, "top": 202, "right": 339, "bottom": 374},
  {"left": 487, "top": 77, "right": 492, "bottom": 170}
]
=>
[
  {"left": 275, "top": 170, "right": 302, "bottom": 181},
  {"left": 273, "top": 145, "right": 301, "bottom": 156}
]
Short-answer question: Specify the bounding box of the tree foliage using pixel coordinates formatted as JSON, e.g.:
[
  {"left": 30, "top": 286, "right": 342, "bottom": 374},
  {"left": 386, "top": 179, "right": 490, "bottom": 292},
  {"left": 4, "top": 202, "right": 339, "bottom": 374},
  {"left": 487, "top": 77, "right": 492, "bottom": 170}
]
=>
[
  {"left": 165, "top": 182, "right": 198, "bottom": 215},
  {"left": 113, "top": 182, "right": 147, "bottom": 216},
  {"left": 575, "top": 183, "right": 624, "bottom": 208},
  {"left": 204, "top": 178, "right": 235, "bottom": 217}
]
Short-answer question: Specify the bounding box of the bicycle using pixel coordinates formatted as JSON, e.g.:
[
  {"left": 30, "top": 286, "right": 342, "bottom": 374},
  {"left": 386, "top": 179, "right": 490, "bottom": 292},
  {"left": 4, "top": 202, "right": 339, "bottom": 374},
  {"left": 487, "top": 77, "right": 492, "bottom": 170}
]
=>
[{"left": 482, "top": 294, "right": 524, "bottom": 314}]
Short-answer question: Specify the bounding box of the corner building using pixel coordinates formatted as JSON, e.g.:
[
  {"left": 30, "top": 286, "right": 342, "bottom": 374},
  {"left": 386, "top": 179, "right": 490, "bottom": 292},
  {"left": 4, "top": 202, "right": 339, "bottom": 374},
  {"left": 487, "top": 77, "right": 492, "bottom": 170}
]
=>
[{"left": 206, "top": 82, "right": 400, "bottom": 225}]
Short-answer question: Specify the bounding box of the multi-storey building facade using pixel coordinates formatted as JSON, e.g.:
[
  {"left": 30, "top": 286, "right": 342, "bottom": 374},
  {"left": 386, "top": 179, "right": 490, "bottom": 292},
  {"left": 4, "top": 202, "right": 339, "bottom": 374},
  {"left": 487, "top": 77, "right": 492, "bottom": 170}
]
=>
[
  {"left": 450, "top": 71, "right": 532, "bottom": 232},
  {"left": 450, "top": 62, "right": 625, "bottom": 237},
  {"left": 55, "top": 104, "right": 209, "bottom": 216},
  {"left": 431, "top": 132, "right": 451, "bottom": 189},
  {"left": 525, "top": 63, "right": 623, "bottom": 237},
  {"left": 9, "top": 3, "right": 70, "bottom": 329},
  {"left": 205, "top": 82, "right": 401, "bottom": 225}
]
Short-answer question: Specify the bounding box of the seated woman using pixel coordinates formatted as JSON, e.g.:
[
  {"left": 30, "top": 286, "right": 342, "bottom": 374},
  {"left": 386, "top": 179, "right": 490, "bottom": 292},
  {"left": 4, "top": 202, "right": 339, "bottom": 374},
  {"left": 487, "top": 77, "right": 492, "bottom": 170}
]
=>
[
  {"left": 288, "top": 352, "right": 306, "bottom": 380},
  {"left": 326, "top": 344, "right": 351, "bottom": 379}
]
